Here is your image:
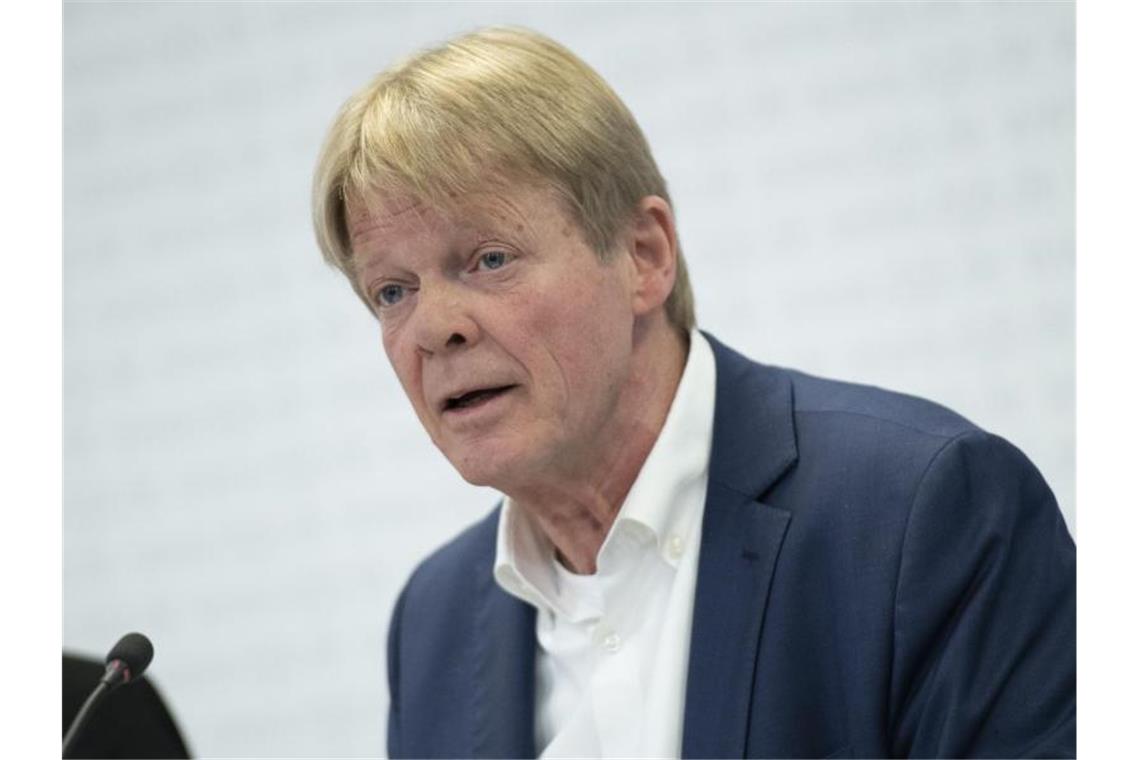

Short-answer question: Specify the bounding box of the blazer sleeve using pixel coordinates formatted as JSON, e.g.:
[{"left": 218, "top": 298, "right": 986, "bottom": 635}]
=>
[{"left": 888, "top": 431, "right": 1076, "bottom": 758}]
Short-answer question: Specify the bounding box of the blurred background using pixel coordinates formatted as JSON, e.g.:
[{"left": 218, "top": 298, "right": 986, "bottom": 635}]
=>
[{"left": 64, "top": 2, "right": 1073, "bottom": 756}]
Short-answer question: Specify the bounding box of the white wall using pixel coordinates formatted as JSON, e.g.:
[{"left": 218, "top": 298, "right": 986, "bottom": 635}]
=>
[{"left": 64, "top": 2, "right": 1073, "bottom": 756}]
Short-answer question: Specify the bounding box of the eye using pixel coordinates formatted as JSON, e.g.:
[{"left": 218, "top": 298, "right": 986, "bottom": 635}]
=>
[
  {"left": 476, "top": 250, "right": 511, "bottom": 271},
  {"left": 375, "top": 283, "right": 406, "bottom": 307}
]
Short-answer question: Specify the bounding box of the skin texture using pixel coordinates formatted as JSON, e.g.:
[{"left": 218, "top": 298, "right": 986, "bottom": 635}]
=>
[{"left": 347, "top": 183, "right": 686, "bottom": 573}]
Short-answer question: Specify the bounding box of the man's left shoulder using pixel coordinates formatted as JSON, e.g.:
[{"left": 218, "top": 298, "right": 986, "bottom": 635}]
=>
[
  {"left": 705, "top": 332, "right": 979, "bottom": 448},
  {"left": 707, "top": 334, "right": 1057, "bottom": 525},
  {"left": 783, "top": 365, "right": 981, "bottom": 445},
  {"left": 776, "top": 361, "right": 1056, "bottom": 508}
]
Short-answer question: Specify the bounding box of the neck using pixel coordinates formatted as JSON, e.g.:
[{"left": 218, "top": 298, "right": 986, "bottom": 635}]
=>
[{"left": 508, "top": 322, "right": 689, "bottom": 574}]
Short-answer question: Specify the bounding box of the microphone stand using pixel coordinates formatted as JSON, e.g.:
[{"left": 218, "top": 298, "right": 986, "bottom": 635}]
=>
[
  {"left": 63, "top": 679, "right": 112, "bottom": 757},
  {"left": 62, "top": 660, "right": 130, "bottom": 758}
]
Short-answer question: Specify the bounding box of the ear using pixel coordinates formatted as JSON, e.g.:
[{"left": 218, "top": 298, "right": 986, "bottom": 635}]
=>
[{"left": 625, "top": 195, "right": 679, "bottom": 318}]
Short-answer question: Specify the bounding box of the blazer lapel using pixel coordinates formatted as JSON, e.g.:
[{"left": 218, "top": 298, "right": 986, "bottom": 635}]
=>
[
  {"left": 471, "top": 532, "right": 538, "bottom": 759},
  {"left": 682, "top": 334, "right": 798, "bottom": 758}
]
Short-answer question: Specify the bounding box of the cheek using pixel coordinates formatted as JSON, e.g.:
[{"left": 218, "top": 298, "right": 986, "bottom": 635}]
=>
[
  {"left": 534, "top": 265, "right": 621, "bottom": 332},
  {"left": 525, "top": 283, "right": 631, "bottom": 395},
  {"left": 380, "top": 329, "right": 398, "bottom": 364},
  {"left": 382, "top": 332, "right": 424, "bottom": 405}
]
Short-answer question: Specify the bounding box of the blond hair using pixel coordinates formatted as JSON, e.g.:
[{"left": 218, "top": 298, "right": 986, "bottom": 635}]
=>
[{"left": 312, "top": 26, "right": 695, "bottom": 332}]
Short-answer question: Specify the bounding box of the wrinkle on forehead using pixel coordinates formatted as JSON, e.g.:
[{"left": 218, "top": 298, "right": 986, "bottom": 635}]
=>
[
  {"left": 347, "top": 194, "right": 435, "bottom": 248},
  {"left": 348, "top": 183, "right": 564, "bottom": 257},
  {"left": 467, "top": 184, "right": 581, "bottom": 243}
]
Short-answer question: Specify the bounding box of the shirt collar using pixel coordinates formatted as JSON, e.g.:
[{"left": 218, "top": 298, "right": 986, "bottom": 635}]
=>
[{"left": 493, "top": 330, "right": 717, "bottom": 614}]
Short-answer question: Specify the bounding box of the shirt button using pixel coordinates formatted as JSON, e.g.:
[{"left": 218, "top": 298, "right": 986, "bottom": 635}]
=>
[
  {"left": 602, "top": 632, "right": 622, "bottom": 653},
  {"left": 667, "top": 534, "right": 685, "bottom": 561},
  {"left": 591, "top": 622, "right": 622, "bottom": 653}
]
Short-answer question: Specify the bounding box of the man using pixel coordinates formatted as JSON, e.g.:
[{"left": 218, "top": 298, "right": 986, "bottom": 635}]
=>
[{"left": 312, "top": 27, "right": 1075, "bottom": 759}]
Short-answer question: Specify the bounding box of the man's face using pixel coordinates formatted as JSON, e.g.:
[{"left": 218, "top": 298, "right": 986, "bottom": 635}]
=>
[{"left": 347, "top": 184, "right": 639, "bottom": 490}]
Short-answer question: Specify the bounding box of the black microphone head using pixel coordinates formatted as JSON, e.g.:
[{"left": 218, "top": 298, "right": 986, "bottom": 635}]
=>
[{"left": 105, "top": 632, "right": 153, "bottom": 682}]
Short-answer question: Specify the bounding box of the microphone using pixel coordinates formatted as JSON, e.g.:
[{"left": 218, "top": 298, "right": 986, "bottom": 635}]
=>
[
  {"left": 103, "top": 632, "right": 154, "bottom": 687},
  {"left": 63, "top": 632, "right": 155, "bottom": 758}
]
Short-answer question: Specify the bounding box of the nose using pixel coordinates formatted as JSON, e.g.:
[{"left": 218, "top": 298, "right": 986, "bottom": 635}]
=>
[{"left": 411, "top": 281, "right": 480, "bottom": 356}]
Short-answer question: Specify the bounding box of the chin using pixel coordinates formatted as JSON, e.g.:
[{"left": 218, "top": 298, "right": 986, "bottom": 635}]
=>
[
  {"left": 453, "top": 463, "right": 512, "bottom": 491},
  {"left": 446, "top": 438, "right": 547, "bottom": 494},
  {"left": 444, "top": 447, "right": 513, "bottom": 490}
]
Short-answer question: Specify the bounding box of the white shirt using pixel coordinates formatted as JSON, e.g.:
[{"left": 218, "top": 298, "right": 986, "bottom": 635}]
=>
[{"left": 493, "top": 330, "right": 717, "bottom": 758}]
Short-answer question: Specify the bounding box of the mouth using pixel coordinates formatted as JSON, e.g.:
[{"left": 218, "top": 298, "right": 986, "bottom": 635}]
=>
[{"left": 442, "top": 385, "right": 518, "bottom": 413}]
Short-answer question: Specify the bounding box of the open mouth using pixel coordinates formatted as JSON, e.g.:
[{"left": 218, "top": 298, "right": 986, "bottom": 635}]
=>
[{"left": 443, "top": 385, "right": 517, "bottom": 412}]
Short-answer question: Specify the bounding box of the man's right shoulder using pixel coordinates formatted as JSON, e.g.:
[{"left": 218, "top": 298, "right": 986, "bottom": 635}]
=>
[{"left": 399, "top": 503, "right": 502, "bottom": 607}]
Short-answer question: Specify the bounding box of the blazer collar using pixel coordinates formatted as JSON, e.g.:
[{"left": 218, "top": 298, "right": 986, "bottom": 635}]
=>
[
  {"left": 471, "top": 507, "right": 538, "bottom": 759},
  {"left": 702, "top": 332, "right": 799, "bottom": 498},
  {"left": 682, "top": 332, "right": 799, "bottom": 758}
]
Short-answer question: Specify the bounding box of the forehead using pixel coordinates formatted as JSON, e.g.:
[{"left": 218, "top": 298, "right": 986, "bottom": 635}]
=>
[{"left": 345, "top": 184, "right": 568, "bottom": 253}]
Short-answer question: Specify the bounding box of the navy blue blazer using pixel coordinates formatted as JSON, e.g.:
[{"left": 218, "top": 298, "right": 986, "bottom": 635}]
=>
[{"left": 386, "top": 334, "right": 1075, "bottom": 758}]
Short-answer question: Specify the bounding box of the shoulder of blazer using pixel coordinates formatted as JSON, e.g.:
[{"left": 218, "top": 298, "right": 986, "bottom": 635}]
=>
[
  {"left": 703, "top": 331, "right": 980, "bottom": 449},
  {"left": 401, "top": 504, "right": 502, "bottom": 610}
]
